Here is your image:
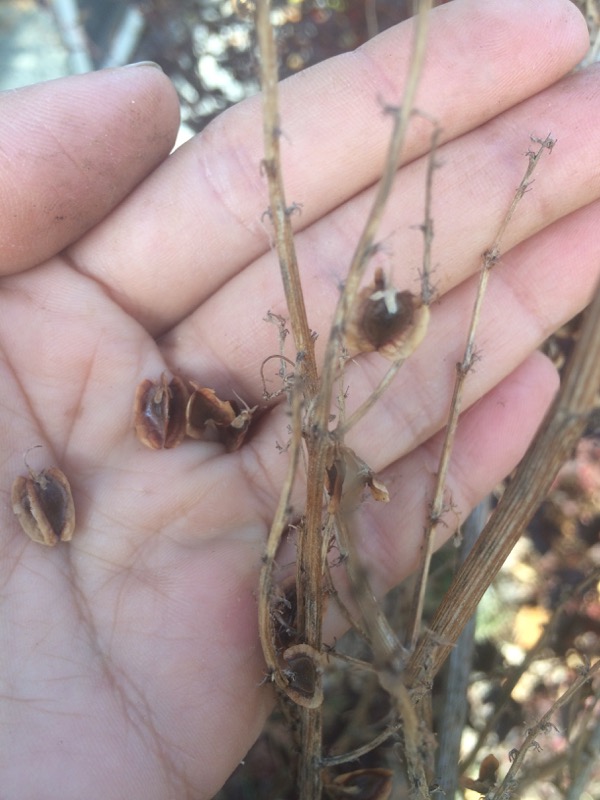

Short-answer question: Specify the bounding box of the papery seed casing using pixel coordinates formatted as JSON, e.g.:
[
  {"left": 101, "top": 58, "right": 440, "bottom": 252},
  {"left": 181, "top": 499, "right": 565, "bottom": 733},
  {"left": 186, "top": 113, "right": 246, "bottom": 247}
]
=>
[
  {"left": 11, "top": 466, "right": 75, "bottom": 546},
  {"left": 134, "top": 374, "right": 188, "bottom": 449}
]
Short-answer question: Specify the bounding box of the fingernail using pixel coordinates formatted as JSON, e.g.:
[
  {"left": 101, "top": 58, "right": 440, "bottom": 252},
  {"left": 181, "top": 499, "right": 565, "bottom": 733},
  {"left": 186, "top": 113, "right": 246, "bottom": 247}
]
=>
[{"left": 124, "top": 61, "right": 163, "bottom": 71}]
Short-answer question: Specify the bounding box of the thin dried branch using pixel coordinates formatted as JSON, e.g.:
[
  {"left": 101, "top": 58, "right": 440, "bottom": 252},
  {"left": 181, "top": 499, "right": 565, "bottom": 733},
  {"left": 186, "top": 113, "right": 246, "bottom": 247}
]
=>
[
  {"left": 565, "top": 699, "right": 600, "bottom": 800},
  {"left": 405, "top": 134, "right": 557, "bottom": 651},
  {"left": 460, "top": 566, "right": 600, "bottom": 774},
  {"left": 255, "top": 0, "right": 318, "bottom": 395},
  {"left": 418, "top": 121, "right": 441, "bottom": 305},
  {"left": 258, "top": 382, "right": 304, "bottom": 696},
  {"left": 494, "top": 659, "right": 600, "bottom": 800},
  {"left": 406, "top": 269, "right": 600, "bottom": 688},
  {"left": 321, "top": 721, "right": 401, "bottom": 769}
]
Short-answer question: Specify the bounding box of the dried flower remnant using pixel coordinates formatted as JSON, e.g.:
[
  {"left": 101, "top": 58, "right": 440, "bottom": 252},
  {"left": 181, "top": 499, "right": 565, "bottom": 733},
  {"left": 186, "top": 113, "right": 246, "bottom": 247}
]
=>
[
  {"left": 134, "top": 373, "right": 188, "bottom": 449},
  {"left": 461, "top": 753, "right": 500, "bottom": 794},
  {"left": 347, "top": 267, "right": 430, "bottom": 360},
  {"left": 326, "top": 447, "right": 390, "bottom": 511},
  {"left": 12, "top": 466, "right": 76, "bottom": 546}
]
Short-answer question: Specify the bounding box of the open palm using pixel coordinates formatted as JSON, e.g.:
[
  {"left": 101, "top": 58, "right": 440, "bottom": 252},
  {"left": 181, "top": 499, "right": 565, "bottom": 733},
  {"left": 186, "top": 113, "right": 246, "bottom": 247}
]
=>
[{"left": 1, "top": 2, "right": 599, "bottom": 798}]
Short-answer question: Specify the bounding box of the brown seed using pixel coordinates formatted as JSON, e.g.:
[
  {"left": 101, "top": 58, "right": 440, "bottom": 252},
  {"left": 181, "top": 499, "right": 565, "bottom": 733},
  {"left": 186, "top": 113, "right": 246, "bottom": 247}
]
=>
[
  {"left": 11, "top": 466, "right": 76, "bottom": 546},
  {"left": 282, "top": 644, "right": 324, "bottom": 709},
  {"left": 134, "top": 374, "right": 188, "bottom": 449},
  {"left": 347, "top": 268, "right": 430, "bottom": 360}
]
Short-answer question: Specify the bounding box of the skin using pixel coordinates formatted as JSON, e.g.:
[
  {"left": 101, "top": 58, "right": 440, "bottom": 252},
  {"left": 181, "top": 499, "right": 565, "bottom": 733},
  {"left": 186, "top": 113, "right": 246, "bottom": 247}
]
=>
[{"left": 0, "top": 0, "right": 599, "bottom": 796}]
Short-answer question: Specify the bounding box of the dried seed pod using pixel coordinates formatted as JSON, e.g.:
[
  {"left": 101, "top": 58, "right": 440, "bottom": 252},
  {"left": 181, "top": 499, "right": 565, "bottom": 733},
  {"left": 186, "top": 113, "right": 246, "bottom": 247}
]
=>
[
  {"left": 185, "top": 384, "right": 236, "bottom": 439},
  {"left": 462, "top": 753, "right": 500, "bottom": 793},
  {"left": 332, "top": 447, "right": 390, "bottom": 508},
  {"left": 365, "top": 473, "right": 390, "bottom": 503},
  {"left": 347, "top": 268, "right": 430, "bottom": 360},
  {"left": 282, "top": 643, "right": 324, "bottom": 709},
  {"left": 325, "top": 457, "right": 346, "bottom": 514},
  {"left": 330, "top": 769, "right": 393, "bottom": 800},
  {"left": 134, "top": 374, "right": 188, "bottom": 449},
  {"left": 12, "top": 466, "right": 75, "bottom": 546}
]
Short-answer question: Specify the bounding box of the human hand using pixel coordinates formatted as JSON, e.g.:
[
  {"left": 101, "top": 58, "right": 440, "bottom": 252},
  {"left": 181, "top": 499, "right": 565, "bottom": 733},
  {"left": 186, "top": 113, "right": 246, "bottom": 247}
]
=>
[{"left": 1, "top": 1, "right": 598, "bottom": 797}]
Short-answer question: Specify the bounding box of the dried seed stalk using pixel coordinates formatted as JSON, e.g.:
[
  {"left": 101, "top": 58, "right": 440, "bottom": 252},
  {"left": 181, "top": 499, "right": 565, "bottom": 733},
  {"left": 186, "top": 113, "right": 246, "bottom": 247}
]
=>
[
  {"left": 494, "top": 659, "right": 600, "bottom": 800},
  {"left": 405, "top": 135, "right": 557, "bottom": 651},
  {"left": 255, "top": 1, "right": 432, "bottom": 796}
]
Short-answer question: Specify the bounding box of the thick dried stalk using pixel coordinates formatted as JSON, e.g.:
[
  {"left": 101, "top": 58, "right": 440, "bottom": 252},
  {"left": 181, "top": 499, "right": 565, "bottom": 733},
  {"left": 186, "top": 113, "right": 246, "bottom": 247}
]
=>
[
  {"left": 255, "top": 5, "right": 325, "bottom": 795},
  {"left": 405, "top": 135, "right": 556, "bottom": 650},
  {"left": 406, "top": 270, "right": 600, "bottom": 688}
]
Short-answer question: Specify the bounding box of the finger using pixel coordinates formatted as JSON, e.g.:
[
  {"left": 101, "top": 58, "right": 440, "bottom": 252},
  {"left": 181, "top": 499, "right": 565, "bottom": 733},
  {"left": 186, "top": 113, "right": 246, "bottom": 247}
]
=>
[
  {"left": 0, "top": 64, "right": 180, "bottom": 274},
  {"left": 68, "top": 0, "right": 587, "bottom": 333}
]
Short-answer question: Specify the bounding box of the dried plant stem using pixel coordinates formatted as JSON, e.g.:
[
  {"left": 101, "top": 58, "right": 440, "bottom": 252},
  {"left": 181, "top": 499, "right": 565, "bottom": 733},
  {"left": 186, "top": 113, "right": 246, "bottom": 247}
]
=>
[
  {"left": 256, "top": 3, "right": 434, "bottom": 795},
  {"left": 320, "top": 718, "right": 403, "bottom": 768},
  {"left": 337, "top": 357, "right": 405, "bottom": 436},
  {"left": 494, "top": 659, "right": 600, "bottom": 800},
  {"left": 256, "top": 0, "right": 318, "bottom": 395},
  {"left": 419, "top": 123, "right": 441, "bottom": 304},
  {"left": 407, "top": 270, "right": 600, "bottom": 688},
  {"left": 257, "top": 384, "right": 303, "bottom": 693},
  {"left": 334, "top": 514, "right": 400, "bottom": 662},
  {"left": 301, "top": 4, "right": 432, "bottom": 795},
  {"left": 405, "top": 135, "right": 556, "bottom": 651},
  {"left": 256, "top": 9, "right": 326, "bottom": 794},
  {"left": 326, "top": 509, "right": 430, "bottom": 792}
]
